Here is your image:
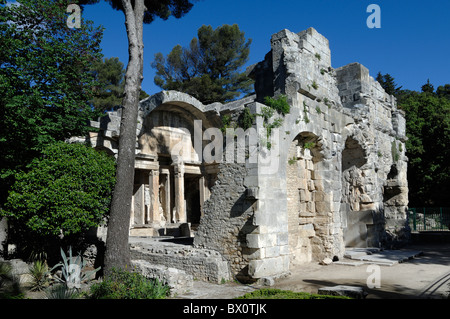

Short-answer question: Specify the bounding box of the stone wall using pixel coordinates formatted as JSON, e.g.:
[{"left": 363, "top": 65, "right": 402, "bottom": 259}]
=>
[
  {"left": 84, "top": 27, "right": 409, "bottom": 283},
  {"left": 193, "top": 162, "right": 257, "bottom": 282},
  {"left": 129, "top": 239, "right": 230, "bottom": 284}
]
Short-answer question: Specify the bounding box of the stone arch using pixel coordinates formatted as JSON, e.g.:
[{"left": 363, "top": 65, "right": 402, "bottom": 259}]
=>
[
  {"left": 340, "top": 128, "right": 378, "bottom": 248},
  {"left": 139, "top": 90, "right": 221, "bottom": 129},
  {"left": 340, "top": 131, "right": 371, "bottom": 212},
  {"left": 286, "top": 131, "right": 332, "bottom": 265},
  {"left": 129, "top": 91, "right": 221, "bottom": 237}
]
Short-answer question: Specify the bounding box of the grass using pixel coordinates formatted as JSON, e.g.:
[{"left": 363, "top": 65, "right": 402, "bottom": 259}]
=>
[{"left": 237, "top": 288, "right": 351, "bottom": 299}]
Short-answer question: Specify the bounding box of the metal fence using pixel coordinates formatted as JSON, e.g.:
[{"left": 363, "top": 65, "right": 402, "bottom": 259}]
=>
[{"left": 408, "top": 207, "right": 450, "bottom": 232}]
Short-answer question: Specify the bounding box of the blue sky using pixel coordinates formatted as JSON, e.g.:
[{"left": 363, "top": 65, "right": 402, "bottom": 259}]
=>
[{"left": 81, "top": 0, "right": 449, "bottom": 96}]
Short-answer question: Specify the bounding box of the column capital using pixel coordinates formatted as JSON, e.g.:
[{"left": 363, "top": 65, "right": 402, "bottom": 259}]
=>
[
  {"left": 149, "top": 169, "right": 159, "bottom": 176},
  {"left": 173, "top": 163, "right": 185, "bottom": 176}
]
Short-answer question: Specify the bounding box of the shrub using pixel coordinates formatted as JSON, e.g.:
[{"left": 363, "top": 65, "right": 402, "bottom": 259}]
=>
[
  {"left": 2, "top": 141, "right": 116, "bottom": 238},
  {"left": 240, "top": 107, "right": 255, "bottom": 130},
  {"left": 90, "top": 268, "right": 170, "bottom": 299},
  {"left": 264, "top": 95, "right": 290, "bottom": 115}
]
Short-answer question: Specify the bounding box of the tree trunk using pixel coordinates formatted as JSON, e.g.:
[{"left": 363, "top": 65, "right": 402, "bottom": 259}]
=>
[{"left": 104, "top": 0, "right": 145, "bottom": 276}]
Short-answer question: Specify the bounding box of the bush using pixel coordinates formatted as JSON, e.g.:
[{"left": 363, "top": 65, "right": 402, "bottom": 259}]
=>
[
  {"left": 2, "top": 141, "right": 116, "bottom": 237},
  {"left": 90, "top": 268, "right": 170, "bottom": 299},
  {"left": 264, "top": 95, "right": 290, "bottom": 115}
]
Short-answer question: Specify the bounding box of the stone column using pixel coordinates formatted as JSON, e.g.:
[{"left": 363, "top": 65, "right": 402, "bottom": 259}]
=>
[
  {"left": 161, "top": 168, "right": 171, "bottom": 223},
  {"left": 174, "top": 164, "right": 186, "bottom": 223},
  {"left": 149, "top": 170, "right": 160, "bottom": 223},
  {"left": 133, "top": 184, "right": 145, "bottom": 225},
  {"left": 199, "top": 176, "right": 210, "bottom": 218}
]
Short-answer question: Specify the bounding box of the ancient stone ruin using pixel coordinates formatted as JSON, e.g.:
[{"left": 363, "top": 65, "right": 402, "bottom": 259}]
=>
[{"left": 88, "top": 27, "right": 409, "bottom": 283}]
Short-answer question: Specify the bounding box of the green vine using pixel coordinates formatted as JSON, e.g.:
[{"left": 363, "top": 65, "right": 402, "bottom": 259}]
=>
[
  {"left": 259, "top": 95, "right": 291, "bottom": 149},
  {"left": 240, "top": 107, "right": 255, "bottom": 130}
]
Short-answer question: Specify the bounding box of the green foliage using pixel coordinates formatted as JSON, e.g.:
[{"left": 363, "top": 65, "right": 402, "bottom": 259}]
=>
[
  {"left": 0, "top": 261, "right": 23, "bottom": 299},
  {"left": 237, "top": 288, "right": 350, "bottom": 299},
  {"left": 240, "top": 107, "right": 255, "bottom": 130},
  {"left": 315, "top": 53, "right": 321, "bottom": 61},
  {"left": 398, "top": 83, "right": 450, "bottom": 206},
  {"left": 263, "top": 95, "right": 290, "bottom": 115},
  {"left": 259, "top": 95, "right": 291, "bottom": 148},
  {"left": 220, "top": 114, "right": 237, "bottom": 133},
  {"left": 311, "top": 81, "right": 318, "bottom": 90},
  {"left": 51, "top": 247, "right": 101, "bottom": 289},
  {"left": 303, "top": 142, "right": 316, "bottom": 150},
  {"left": 436, "top": 84, "right": 450, "bottom": 99},
  {"left": 90, "top": 268, "right": 170, "bottom": 299},
  {"left": 28, "top": 260, "right": 50, "bottom": 292},
  {"left": 2, "top": 142, "right": 116, "bottom": 237},
  {"left": 0, "top": 0, "right": 104, "bottom": 204},
  {"left": 376, "top": 72, "right": 403, "bottom": 96},
  {"left": 45, "top": 284, "right": 79, "bottom": 299},
  {"left": 421, "top": 79, "right": 434, "bottom": 93},
  {"left": 89, "top": 0, "right": 194, "bottom": 24},
  {"left": 90, "top": 57, "right": 149, "bottom": 112},
  {"left": 152, "top": 24, "right": 253, "bottom": 104}
]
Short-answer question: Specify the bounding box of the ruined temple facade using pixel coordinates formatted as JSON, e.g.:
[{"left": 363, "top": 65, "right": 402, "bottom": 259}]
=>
[{"left": 89, "top": 28, "right": 409, "bottom": 282}]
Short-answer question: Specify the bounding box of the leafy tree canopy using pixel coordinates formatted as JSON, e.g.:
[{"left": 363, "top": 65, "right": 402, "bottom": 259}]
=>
[
  {"left": 0, "top": 0, "right": 104, "bottom": 203},
  {"left": 1, "top": 141, "right": 116, "bottom": 238},
  {"left": 152, "top": 24, "right": 254, "bottom": 104},
  {"left": 397, "top": 81, "right": 450, "bottom": 206}
]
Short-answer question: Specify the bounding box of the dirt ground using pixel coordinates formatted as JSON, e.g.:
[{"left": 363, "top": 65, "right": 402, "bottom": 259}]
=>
[{"left": 174, "top": 242, "right": 450, "bottom": 299}]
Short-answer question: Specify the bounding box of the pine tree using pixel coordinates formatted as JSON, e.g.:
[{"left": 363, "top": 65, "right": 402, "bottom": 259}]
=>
[
  {"left": 91, "top": 57, "right": 149, "bottom": 112},
  {"left": 152, "top": 24, "right": 254, "bottom": 104},
  {"left": 421, "top": 79, "right": 434, "bottom": 93},
  {"left": 376, "top": 72, "right": 403, "bottom": 96},
  {"left": 80, "top": 0, "right": 196, "bottom": 275}
]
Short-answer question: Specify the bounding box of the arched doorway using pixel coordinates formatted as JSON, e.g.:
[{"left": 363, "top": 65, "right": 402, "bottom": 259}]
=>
[
  {"left": 129, "top": 94, "right": 219, "bottom": 237},
  {"left": 341, "top": 135, "right": 375, "bottom": 247},
  {"left": 286, "top": 132, "right": 331, "bottom": 265}
]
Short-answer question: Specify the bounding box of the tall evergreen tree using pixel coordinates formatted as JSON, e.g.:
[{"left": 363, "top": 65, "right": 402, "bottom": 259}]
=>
[
  {"left": 376, "top": 72, "right": 403, "bottom": 96},
  {"left": 91, "top": 57, "right": 149, "bottom": 112},
  {"left": 421, "top": 79, "right": 434, "bottom": 94},
  {"left": 80, "top": 0, "right": 196, "bottom": 275},
  {"left": 152, "top": 24, "right": 254, "bottom": 104}
]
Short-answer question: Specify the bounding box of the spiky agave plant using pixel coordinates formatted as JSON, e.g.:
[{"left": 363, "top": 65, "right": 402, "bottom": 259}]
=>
[
  {"left": 51, "top": 246, "right": 100, "bottom": 289},
  {"left": 45, "top": 284, "right": 79, "bottom": 299}
]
